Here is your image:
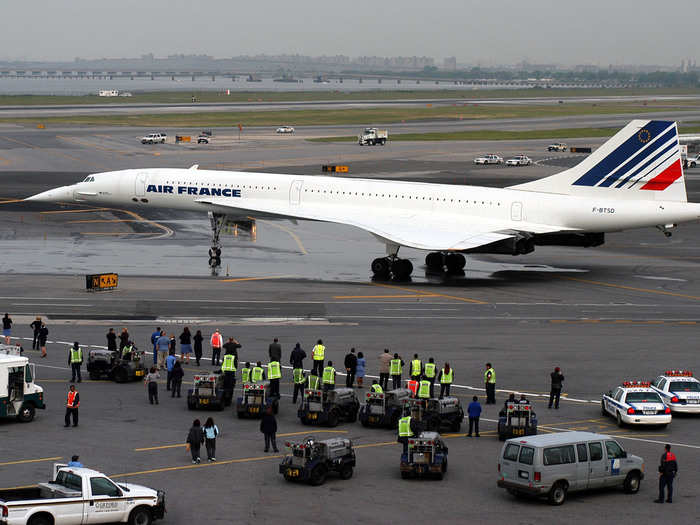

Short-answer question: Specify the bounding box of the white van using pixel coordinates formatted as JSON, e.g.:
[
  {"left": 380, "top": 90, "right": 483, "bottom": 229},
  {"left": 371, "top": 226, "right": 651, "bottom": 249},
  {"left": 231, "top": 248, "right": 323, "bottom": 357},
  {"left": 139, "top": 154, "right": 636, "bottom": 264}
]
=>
[{"left": 497, "top": 431, "right": 644, "bottom": 505}]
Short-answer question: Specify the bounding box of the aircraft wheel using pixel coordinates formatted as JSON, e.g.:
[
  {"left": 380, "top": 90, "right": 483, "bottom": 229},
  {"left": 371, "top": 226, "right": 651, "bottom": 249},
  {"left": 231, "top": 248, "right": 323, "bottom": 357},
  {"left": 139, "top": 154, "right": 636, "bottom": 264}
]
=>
[
  {"left": 371, "top": 257, "right": 391, "bottom": 279},
  {"left": 392, "top": 259, "right": 413, "bottom": 281},
  {"left": 445, "top": 253, "right": 466, "bottom": 272},
  {"left": 425, "top": 252, "right": 444, "bottom": 271}
]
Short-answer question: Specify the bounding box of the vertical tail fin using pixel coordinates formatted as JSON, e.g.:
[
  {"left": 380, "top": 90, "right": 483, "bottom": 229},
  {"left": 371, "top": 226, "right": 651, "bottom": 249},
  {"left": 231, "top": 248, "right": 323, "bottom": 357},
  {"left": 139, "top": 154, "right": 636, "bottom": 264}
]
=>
[{"left": 510, "top": 120, "right": 686, "bottom": 202}]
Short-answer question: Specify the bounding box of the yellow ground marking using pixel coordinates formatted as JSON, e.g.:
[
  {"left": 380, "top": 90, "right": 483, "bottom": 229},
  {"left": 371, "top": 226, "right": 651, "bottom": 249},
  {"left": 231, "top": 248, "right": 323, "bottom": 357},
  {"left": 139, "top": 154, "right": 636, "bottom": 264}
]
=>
[
  {"left": 372, "top": 282, "right": 488, "bottom": 304},
  {"left": 41, "top": 208, "right": 111, "bottom": 214},
  {"left": 0, "top": 456, "right": 62, "bottom": 467},
  {"left": 334, "top": 294, "right": 440, "bottom": 299},
  {"left": 560, "top": 276, "right": 700, "bottom": 301},
  {"left": 0, "top": 198, "right": 23, "bottom": 204},
  {"left": 82, "top": 232, "right": 155, "bottom": 236},
  {"left": 277, "top": 430, "right": 348, "bottom": 437},
  {"left": 253, "top": 217, "right": 308, "bottom": 255},
  {"left": 220, "top": 275, "right": 291, "bottom": 283},
  {"left": 67, "top": 219, "right": 143, "bottom": 224},
  {"left": 112, "top": 454, "right": 283, "bottom": 477},
  {"left": 134, "top": 444, "right": 189, "bottom": 452}
]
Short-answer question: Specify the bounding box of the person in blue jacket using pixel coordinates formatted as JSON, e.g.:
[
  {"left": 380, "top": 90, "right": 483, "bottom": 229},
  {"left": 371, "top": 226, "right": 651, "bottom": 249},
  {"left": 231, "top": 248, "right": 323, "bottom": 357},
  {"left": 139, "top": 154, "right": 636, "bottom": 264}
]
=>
[
  {"left": 467, "top": 396, "right": 482, "bottom": 437},
  {"left": 150, "top": 326, "right": 161, "bottom": 365}
]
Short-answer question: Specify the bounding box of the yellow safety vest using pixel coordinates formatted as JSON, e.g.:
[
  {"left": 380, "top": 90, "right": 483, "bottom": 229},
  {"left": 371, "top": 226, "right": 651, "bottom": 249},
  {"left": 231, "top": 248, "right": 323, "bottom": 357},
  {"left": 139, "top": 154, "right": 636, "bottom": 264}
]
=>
[
  {"left": 484, "top": 368, "right": 496, "bottom": 384},
  {"left": 221, "top": 354, "right": 236, "bottom": 372},
  {"left": 390, "top": 358, "right": 402, "bottom": 375},
  {"left": 312, "top": 344, "right": 325, "bottom": 361},
  {"left": 307, "top": 375, "right": 320, "bottom": 390},
  {"left": 293, "top": 368, "right": 304, "bottom": 384},
  {"left": 418, "top": 380, "right": 431, "bottom": 399},
  {"left": 268, "top": 361, "right": 281, "bottom": 379},
  {"left": 411, "top": 359, "right": 422, "bottom": 376},
  {"left": 371, "top": 384, "right": 383, "bottom": 393},
  {"left": 322, "top": 366, "right": 335, "bottom": 385},
  {"left": 241, "top": 368, "right": 251, "bottom": 383},
  {"left": 70, "top": 348, "right": 82, "bottom": 363},
  {"left": 398, "top": 416, "right": 413, "bottom": 437},
  {"left": 441, "top": 368, "right": 453, "bottom": 384},
  {"left": 424, "top": 362, "right": 436, "bottom": 379},
  {"left": 251, "top": 366, "right": 264, "bottom": 382}
]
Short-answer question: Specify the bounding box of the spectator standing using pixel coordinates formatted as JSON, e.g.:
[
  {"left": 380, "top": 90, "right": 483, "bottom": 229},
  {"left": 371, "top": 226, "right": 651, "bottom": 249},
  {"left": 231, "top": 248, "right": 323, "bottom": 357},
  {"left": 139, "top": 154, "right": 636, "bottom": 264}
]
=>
[
  {"left": 290, "top": 342, "right": 306, "bottom": 369},
  {"left": 171, "top": 361, "right": 184, "bottom": 398},
  {"left": 548, "top": 367, "right": 565, "bottom": 409},
  {"left": 186, "top": 419, "right": 204, "bottom": 464},
  {"left": 67, "top": 455, "right": 83, "bottom": 467},
  {"left": 2, "top": 313, "right": 12, "bottom": 344},
  {"left": 203, "top": 417, "right": 219, "bottom": 462},
  {"left": 68, "top": 342, "right": 83, "bottom": 383},
  {"left": 179, "top": 327, "right": 192, "bottom": 364},
  {"left": 344, "top": 348, "right": 358, "bottom": 388},
  {"left": 166, "top": 352, "right": 177, "bottom": 391},
  {"left": 193, "top": 330, "right": 204, "bottom": 366},
  {"left": 145, "top": 367, "right": 160, "bottom": 405},
  {"left": 30, "top": 316, "right": 42, "bottom": 350},
  {"left": 378, "top": 349, "right": 392, "bottom": 390},
  {"left": 260, "top": 407, "right": 279, "bottom": 453},
  {"left": 356, "top": 351, "right": 366, "bottom": 388},
  {"left": 119, "top": 328, "right": 129, "bottom": 353},
  {"left": 38, "top": 323, "right": 49, "bottom": 358},
  {"left": 169, "top": 333, "right": 177, "bottom": 355},
  {"left": 467, "top": 396, "right": 482, "bottom": 437},
  {"left": 150, "top": 326, "right": 161, "bottom": 366},
  {"left": 223, "top": 337, "right": 241, "bottom": 364},
  {"left": 268, "top": 338, "right": 282, "bottom": 362},
  {"left": 155, "top": 331, "right": 170, "bottom": 369},
  {"left": 210, "top": 330, "right": 223, "bottom": 366},
  {"left": 106, "top": 328, "right": 117, "bottom": 353}
]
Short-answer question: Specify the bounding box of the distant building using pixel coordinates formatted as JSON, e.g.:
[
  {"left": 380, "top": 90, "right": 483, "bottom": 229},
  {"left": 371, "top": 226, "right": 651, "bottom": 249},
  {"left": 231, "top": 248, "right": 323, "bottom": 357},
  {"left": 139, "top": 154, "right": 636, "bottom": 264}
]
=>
[{"left": 443, "top": 57, "right": 457, "bottom": 70}]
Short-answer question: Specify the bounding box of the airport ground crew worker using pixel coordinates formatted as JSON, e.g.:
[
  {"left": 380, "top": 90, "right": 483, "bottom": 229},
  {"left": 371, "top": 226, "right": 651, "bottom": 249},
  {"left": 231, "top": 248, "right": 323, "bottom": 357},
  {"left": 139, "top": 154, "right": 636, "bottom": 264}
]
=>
[
  {"left": 312, "top": 339, "right": 325, "bottom": 376},
  {"left": 484, "top": 363, "right": 496, "bottom": 404},
  {"left": 106, "top": 328, "right": 117, "bottom": 353},
  {"left": 251, "top": 361, "right": 265, "bottom": 383},
  {"left": 548, "top": 367, "right": 564, "bottom": 409},
  {"left": 241, "top": 362, "right": 252, "bottom": 383},
  {"left": 210, "top": 330, "right": 223, "bottom": 367},
  {"left": 322, "top": 362, "right": 336, "bottom": 392},
  {"left": 150, "top": 326, "right": 161, "bottom": 365},
  {"left": 424, "top": 357, "right": 436, "bottom": 398},
  {"left": 221, "top": 353, "right": 237, "bottom": 406},
  {"left": 655, "top": 444, "right": 678, "bottom": 503},
  {"left": 390, "top": 353, "right": 404, "bottom": 390},
  {"left": 379, "top": 349, "right": 391, "bottom": 390},
  {"left": 292, "top": 366, "right": 305, "bottom": 404},
  {"left": 410, "top": 354, "right": 422, "bottom": 382},
  {"left": 371, "top": 380, "right": 383, "bottom": 393},
  {"left": 121, "top": 341, "right": 134, "bottom": 361},
  {"left": 223, "top": 337, "right": 241, "bottom": 366},
  {"left": 417, "top": 379, "right": 431, "bottom": 399},
  {"left": 467, "top": 396, "right": 481, "bottom": 437},
  {"left": 398, "top": 413, "right": 413, "bottom": 454},
  {"left": 65, "top": 384, "right": 79, "bottom": 427},
  {"left": 438, "top": 363, "right": 453, "bottom": 399},
  {"left": 307, "top": 372, "right": 320, "bottom": 391},
  {"left": 68, "top": 342, "right": 83, "bottom": 383},
  {"left": 268, "top": 360, "right": 282, "bottom": 397}
]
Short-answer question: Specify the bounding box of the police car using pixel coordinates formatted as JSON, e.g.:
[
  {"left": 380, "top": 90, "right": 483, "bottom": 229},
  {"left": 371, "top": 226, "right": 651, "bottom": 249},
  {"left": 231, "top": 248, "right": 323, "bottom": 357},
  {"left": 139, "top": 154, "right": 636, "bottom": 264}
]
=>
[
  {"left": 601, "top": 381, "right": 671, "bottom": 427},
  {"left": 473, "top": 154, "right": 503, "bottom": 165},
  {"left": 650, "top": 370, "right": 700, "bottom": 413},
  {"left": 505, "top": 154, "right": 532, "bottom": 166}
]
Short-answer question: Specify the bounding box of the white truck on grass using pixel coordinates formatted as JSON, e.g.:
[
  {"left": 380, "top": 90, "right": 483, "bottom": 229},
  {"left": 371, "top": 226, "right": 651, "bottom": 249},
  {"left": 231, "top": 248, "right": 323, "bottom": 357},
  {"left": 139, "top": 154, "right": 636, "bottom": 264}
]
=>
[
  {"left": 0, "top": 465, "right": 166, "bottom": 525},
  {"left": 0, "top": 344, "right": 45, "bottom": 422},
  {"left": 358, "top": 128, "right": 388, "bottom": 146}
]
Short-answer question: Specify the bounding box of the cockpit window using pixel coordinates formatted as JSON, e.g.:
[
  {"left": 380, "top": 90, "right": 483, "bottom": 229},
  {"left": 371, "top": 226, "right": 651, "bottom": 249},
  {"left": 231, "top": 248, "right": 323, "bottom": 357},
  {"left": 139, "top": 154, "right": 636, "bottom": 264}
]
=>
[{"left": 82, "top": 176, "right": 95, "bottom": 183}]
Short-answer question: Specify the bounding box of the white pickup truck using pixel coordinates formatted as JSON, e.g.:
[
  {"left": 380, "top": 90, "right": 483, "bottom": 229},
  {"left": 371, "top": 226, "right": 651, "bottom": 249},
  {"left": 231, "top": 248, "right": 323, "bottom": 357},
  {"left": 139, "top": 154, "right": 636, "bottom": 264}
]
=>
[
  {"left": 140, "top": 133, "right": 166, "bottom": 145},
  {"left": 0, "top": 465, "right": 165, "bottom": 525},
  {"left": 358, "top": 128, "right": 388, "bottom": 146}
]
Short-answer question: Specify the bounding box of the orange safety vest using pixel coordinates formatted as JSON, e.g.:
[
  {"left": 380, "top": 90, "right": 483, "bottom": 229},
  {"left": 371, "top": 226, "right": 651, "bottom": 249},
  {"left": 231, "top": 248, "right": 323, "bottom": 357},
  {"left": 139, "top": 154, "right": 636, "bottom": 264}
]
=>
[
  {"left": 66, "top": 391, "right": 79, "bottom": 408},
  {"left": 211, "top": 333, "right": 223, "bottom": 348}
]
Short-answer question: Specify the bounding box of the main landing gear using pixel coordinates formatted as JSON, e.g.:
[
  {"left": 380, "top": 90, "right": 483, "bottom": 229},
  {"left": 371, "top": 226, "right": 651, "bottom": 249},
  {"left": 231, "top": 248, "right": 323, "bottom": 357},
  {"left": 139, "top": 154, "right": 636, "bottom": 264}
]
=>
[
  {"left": 425, "top": 252, "right": 466, "bottom": 273},
  {"left": 371, "top": 256, "right": 414, "bottom": 281},
  {"left": 208, "top": 211, "right": 225, "bottom": 268}
]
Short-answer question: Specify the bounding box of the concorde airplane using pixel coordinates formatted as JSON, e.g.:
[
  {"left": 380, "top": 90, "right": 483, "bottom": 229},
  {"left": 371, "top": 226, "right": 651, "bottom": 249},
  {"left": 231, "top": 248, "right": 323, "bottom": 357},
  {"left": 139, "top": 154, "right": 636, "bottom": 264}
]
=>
[{"left": 27, "top": 119, "right": 700, "bottom": 280}]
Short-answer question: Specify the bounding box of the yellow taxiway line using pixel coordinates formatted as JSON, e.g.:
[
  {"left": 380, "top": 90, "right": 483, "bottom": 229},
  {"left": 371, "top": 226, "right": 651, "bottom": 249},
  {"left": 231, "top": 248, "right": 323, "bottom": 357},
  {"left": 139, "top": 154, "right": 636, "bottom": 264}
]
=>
[
  {"left": 0, "top": 456, "right": 62, "bottom": 467},
  {"left": 220, "top": 275, "right": 291, "bottom": 283},
  {"left": 560, "top": 276, "right": 700, "bottom": 301},
  {"left": 373, "top": 282, "right": 488, "bottom": 304}
]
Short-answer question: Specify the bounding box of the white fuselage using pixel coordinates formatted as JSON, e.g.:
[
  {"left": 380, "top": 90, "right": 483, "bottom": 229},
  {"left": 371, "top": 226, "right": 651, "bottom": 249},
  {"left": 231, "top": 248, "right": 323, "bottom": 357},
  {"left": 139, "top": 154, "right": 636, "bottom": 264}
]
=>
[{"left": 29, "top": 167, "right": 700, "bottom": 245}]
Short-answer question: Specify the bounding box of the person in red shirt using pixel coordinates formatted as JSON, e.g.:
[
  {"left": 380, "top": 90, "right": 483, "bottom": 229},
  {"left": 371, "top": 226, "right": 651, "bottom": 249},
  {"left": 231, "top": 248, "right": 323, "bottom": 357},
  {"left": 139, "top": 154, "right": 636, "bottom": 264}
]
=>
[
  {"left": 65, "top": 385, "right": 80, "bottom": 427},
  {"left": 655, "top": 444, "right": 678, "bottom": 503},
  {"left": 210, "top": 330, "right": 223, "bottom": 366}
]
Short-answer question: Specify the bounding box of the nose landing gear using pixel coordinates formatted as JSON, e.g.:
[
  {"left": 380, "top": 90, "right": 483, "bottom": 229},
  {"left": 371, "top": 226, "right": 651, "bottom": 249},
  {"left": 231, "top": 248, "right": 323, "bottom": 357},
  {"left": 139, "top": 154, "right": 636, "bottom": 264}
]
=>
[{"left": 208, "top": 211, "right": 225, "bottom": 267}]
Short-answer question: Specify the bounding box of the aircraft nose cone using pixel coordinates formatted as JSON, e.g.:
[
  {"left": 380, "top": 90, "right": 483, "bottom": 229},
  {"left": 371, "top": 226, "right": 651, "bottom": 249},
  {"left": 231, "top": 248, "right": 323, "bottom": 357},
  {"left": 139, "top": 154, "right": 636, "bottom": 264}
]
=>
[{"left": 25, "top": 186, "right": 72, "bottom": 203}]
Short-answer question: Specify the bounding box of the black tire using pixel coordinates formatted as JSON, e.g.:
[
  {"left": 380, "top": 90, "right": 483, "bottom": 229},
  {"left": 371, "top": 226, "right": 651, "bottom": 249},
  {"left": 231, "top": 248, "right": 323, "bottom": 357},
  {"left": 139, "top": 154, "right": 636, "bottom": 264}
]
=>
[
  {"left": 601, "top": 401, "right": 607, "bottom": 417},
  {"left": 309, "top": 465, "right": 328, "bottom": 486},
  {"left": 300, "top": 416, "right": 310, "bottom": 425},
  {"left": 623, "top": 471, "right": 641, "bottom": 493},
  {"left": 360, "top": 417, "right": 369, "bottom": 427},
  {"left": 450, "top": 416, "right": 461, "bottom": 432},
  {"left": 237, "top": 410, "right": 244, "bottom": 419},
  {"left": 442, "top": 458, "right": 448, "bottom": 473},
  {"left": 339, "top": 465, "right": 353, "bottom": 480},
  {"left": 347, "top": 407, "right": 358, "bottom": 423},
  {"left": 327, "top": 409, "right": 340, "bottom": 428},
  {"left": 401, "top": 471, "right": 410, "bottom": 479},
  {"left": 425, "top": 252, "right": 443, "bottom": 270},
  {"left": 616, "top": 412, "right": 624, "bottom": 427},
  {"left": 114, "top": 368, "right": 128, "bottom": 383},
  {"left": 547, "top": 482, "right": 567, "bottom": 505},
  {"left": 187, "top": 400, "right": 196, "bottom": 410},
  {"left": 17, "top": 403, "right": 35, "bottom": 423},
  {"left": 498, "top": 432, "right": 506, "bottom": 442},
  {"left": 28, "top": 514, "right": 52, "bottom": 525},
  {"left": 445, "top": 253, "right": 466, "bottom": 272},
  {"left": 392, "top": 259, "right": 413, "bottom": 281},
  {"left": 371, "top": 257, "right": 391, "bottom": 277},
  {"left": 128, "top": 506, "right": 152, "bottom": 525}
]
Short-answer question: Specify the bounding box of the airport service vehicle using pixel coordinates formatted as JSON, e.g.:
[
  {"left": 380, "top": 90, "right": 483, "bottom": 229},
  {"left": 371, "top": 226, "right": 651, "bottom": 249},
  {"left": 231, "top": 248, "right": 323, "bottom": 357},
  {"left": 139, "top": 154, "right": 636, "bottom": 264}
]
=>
[
  {"left": 505, "top": 155, "right": 532, "bottom": 166},
  {"left": 497, "top": 431, "right": 644, "bottom": 505},
  {"left": 279, "top": 437, "right": 355, "bottom": 485},
  {"left": 298, "top": 388, "right": 359, "bottom": 427},
  {"left": 688, "top": 154, "right": 700, "bottom": 168},
  {"left": 236, "top": 381, "right": 278, "bottom": 418},
  {"left": 473, "top": 154, "right": 503, "bottom": 165},
  {"left": 86, "top": 348, "right": 146, "bottom": 383},
  {"left": 602, "top": 381, "right": 671, "bottom": 427},
  {"left": 547, "top": 142, "right": 568, "bottom": 152},
  {"left": 197, "top": 135, "right": 210, "bottom": 144},
  {"left": 0, "top": 344, "right": 45, "bottom": 423},
  {"left": 650, "top": 370, "right": 700, "bottom": 413},
  {"left": 29, "top": 120, "right": 700, "bottom": 282},
  {"left": 400, "top": 431, "right": 448, "bottom": 480},
  {"left": 404, "top": 397, "right": 464, "bottom": 432},
  {"left": 276, "top": 126, "right": 295, "bottom": 134},
  {"left": 358, "top": 388, "right": 411, "bottom": 428},
  {"left": 498, "top": 400, "right": 538, "bottom": 440},
  {"left": 358, "top": 128, "right": 388, "bottom": 146},
  {"left": 187, "top": 373, "right": 225, "bottom": 411},
  {"left": 140, "top": 133, "right": 166, "bottom": 144},
  {"left": 0, "top": 464, "right": 165, "bottom": 525}
]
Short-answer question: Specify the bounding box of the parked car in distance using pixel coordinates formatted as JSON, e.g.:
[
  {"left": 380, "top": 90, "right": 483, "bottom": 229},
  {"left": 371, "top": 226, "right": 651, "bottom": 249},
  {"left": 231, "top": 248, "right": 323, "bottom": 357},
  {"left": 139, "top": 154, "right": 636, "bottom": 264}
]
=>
[
  {"left": 547, "top": 142, "right": 567, "bottom": 152},
  {"left": 506, "top": 155, "right": 533, "bottom": 166},
  {"left": 474, "top": 154, "right": 503, "bottom": 165},
  {"left": 276, "top": 126, "right": 295, "bottom": 134}
]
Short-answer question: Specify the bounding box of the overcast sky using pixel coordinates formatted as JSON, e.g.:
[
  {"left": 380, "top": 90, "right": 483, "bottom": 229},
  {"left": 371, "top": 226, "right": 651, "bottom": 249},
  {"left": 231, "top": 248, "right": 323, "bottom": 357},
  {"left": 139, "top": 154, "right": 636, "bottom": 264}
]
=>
[{"left": 1, "top": 0, "right": 696, "bottom": 66}]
